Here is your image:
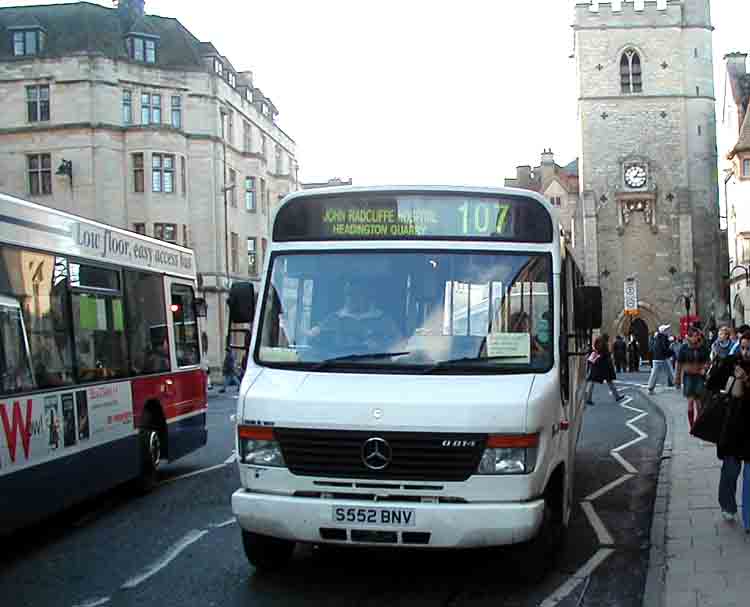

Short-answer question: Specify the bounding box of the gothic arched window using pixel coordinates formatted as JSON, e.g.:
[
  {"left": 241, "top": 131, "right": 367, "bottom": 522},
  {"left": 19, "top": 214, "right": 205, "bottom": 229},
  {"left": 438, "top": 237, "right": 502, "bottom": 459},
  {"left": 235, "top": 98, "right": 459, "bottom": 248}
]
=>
[{"left": 620, "top": 49, "right": 643, "bottom": 94}]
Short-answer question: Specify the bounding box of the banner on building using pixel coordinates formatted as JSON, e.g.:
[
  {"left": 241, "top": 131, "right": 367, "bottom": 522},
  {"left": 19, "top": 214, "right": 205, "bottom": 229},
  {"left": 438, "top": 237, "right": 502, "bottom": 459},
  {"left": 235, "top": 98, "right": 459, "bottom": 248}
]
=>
[{"left": 624, "top": 279, "right": 639, "bottom": 316}]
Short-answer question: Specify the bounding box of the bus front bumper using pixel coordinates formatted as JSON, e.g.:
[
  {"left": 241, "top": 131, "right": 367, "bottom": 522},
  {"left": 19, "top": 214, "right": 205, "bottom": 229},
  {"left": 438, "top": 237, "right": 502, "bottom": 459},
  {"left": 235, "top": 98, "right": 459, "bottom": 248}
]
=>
[{"left": 232, "top": 489, "right": 545, "bottom": 548}]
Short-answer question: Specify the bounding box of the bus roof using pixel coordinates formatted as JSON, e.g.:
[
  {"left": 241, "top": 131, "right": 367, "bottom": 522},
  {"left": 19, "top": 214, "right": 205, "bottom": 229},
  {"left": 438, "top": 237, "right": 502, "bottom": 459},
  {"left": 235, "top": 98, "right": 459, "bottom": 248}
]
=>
[
  {"left": 0, "top": 192, "right": 196, "bottom": 279},
  {"left": 273, "top": 185, "right": 556, "bottom": 244}
]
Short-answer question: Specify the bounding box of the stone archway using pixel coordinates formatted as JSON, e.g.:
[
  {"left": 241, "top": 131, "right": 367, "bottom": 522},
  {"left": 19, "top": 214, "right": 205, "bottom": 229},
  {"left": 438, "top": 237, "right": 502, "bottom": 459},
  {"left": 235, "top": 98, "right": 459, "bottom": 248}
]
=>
[{"left": 613, "top": 302, "right": 659, "bottom": 342}]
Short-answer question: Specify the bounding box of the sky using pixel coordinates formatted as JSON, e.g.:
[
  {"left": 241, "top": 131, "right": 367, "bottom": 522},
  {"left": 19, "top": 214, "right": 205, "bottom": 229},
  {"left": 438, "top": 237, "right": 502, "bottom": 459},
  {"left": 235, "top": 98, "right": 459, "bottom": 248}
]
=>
[{"left": 5, "top": 0, "right": 750, "bottom": 186}]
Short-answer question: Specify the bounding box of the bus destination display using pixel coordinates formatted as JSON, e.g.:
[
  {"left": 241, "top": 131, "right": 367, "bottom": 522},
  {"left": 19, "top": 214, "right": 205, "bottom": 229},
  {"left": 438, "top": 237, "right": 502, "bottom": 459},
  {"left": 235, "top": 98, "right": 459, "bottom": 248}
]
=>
[{"left": 274, "top": 194, "right": 553, "bottom": 243}]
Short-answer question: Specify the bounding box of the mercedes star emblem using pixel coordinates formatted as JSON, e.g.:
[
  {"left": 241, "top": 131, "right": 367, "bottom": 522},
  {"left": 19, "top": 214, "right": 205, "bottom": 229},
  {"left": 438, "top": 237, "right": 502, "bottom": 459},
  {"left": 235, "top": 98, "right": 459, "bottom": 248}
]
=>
[{"left": 361, "top": 437, "right": 392, "bottom": 471}]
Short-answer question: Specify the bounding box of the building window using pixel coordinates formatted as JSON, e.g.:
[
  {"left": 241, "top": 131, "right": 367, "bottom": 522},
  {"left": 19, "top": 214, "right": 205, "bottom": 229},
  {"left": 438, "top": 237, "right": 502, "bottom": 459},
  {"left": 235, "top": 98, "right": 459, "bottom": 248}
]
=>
[
  {"left": 26, "top": 85, "right": 50, "bottom": 123},
  {"left": 171, "top": 96, "right": 182, "bottom": 129},
  {"left": 741, "top": 236, "right": 750, "bottom": 264},
  {"left": 123, "top": 89, "right": 132, "bottom": 125},
  {"left": 13, "top": 29, "right": 45, "bottom": 56},
  {"left": 228, "top": 72, "right": 236, "bottom": 88},
  {"left": 133, "top": 223, "right": 146, "bottom": 235},
  {"left": 133, "top": 153, "right": 144, "bottom": 193},
  {"left": 183, "top": 225, "right": 190, "bottom": 247},
  {"left": 743, "top": 159, "right": 750, "bottom": 177},
  {"left": 230, "top": 232, "right": 239, "bottom": 274},
  {"left": 261, "top": 238, "right": 267, "bottom": 268},
  {"left": 243, "top": 121, "right": 251, "bottom": 153},
  {"left": 141, "top": 93, "right": 161, "bottom": 125},
  {"left": 181, "top": 156, "right": 187, "bottom": 196},
  {"left": 247, "top": 237, "right": 257, "bottom": 275},
  {"left": 227, "top": 169, "right": 237, "bottom": 207},
  {"left": 152, "top": 154, "right": 175, "bottom": 193},
  {"left": 548, "top": 196, "right": 561, "bottom": 207},
  {"left": 28, "top": 153, "right": 51, "bottom": 196},
  {"left": 154, "top": 223, "right": 177, "bottom": 242},
  {"left": 260, "top": 178, "right": 267, "bottom": 214},
  {"left": 214, "top": 58, "right": 224, "bottom": 77},
  {"left": 127, "top": 36, "right": 157, "bottom": 64},
  {"left": 261, "top": 134, "right": 268, "bottom": 163},
  {"left": 245, "top": 176, "right": 256, "bottom": 211},
  {"left": 275, "top": 145, "right": 282, "bottom": 174},
  {"left": 620, "top": 48, "right": 642, "bottom": 94},
  {"left": 227, "top": 111, "right": 234, "bottom": 144}
]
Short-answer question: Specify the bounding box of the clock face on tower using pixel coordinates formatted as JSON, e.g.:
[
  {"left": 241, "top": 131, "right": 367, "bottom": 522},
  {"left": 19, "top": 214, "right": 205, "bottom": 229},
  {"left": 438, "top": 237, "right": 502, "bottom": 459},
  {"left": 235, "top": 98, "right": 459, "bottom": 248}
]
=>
[{"left": 624, "top": 164, "right": 647, "bottom": 189}]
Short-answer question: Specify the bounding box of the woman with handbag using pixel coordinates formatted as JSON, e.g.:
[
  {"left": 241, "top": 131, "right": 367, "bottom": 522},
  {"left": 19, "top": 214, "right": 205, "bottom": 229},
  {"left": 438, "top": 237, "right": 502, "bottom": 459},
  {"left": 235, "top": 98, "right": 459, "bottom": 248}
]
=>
[
  {"left": 585, "top": 335, "right": 624, "bottom": 405},
  {"left": 716, "top": 333, "right": 750, "bottom": 530}
]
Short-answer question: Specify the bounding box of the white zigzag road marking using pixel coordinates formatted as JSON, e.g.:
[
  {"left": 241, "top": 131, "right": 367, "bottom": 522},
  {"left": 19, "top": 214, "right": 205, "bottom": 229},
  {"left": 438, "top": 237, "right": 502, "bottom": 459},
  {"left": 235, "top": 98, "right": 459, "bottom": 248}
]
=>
[
  {"left": 585, "top": 473, "right": 635, "bottom": 502},
  {"left": 554, "top": 386, "right": 649, "bottom": 607},
  {"left": 537, "top": 548, "right": 616, "bottom": 607}
]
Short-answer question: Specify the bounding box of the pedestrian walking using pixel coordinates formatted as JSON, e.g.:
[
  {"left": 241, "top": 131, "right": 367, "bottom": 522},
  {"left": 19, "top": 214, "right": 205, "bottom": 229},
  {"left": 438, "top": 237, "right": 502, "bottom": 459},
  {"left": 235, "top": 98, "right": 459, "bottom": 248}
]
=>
[
  {"left": 669, "top": 336, "right": 682, "bottom": 373},
  {"left": 675, "top": 326, "right": 710, "bottom": 431},
  {"left": 711, "top": 326, "right": 733, "bottom": 362},
  {"left": 220, "top": 346, "right": 240, "bottom": 393},
  {"left": 613, "top": 335, "right": 627, "bottom": 373},
  {"left": 627, "top": 335, "right": 641, "bottom": 372},
  {"left": 585, "top": 335, "right": 624, "bottom": 405},
  {"left": 647, "top": 324, "right": 675, "bottom": 393},
  {"left": 715, "top": 332, "right": 750, "bottom": 531}
]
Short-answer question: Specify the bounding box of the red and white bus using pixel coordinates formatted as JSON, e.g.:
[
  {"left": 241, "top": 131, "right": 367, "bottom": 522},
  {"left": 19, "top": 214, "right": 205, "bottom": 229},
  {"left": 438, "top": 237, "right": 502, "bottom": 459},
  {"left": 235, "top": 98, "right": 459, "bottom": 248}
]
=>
[{"left": 0, "top": 192, "right": 208, "bottom": 534}]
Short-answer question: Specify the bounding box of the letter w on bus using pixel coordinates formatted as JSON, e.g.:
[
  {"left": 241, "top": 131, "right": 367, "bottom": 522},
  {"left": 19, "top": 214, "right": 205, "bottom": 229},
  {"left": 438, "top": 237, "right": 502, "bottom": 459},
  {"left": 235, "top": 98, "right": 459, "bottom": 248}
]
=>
[{"left": 0, "top": 400, "right": 33, "bottom": 465}]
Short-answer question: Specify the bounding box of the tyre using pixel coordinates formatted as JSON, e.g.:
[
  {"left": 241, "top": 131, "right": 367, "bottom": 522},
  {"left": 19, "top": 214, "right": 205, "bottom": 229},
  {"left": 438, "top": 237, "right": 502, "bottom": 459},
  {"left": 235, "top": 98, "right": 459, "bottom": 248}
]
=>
[
  {"left": 241, "top": 529, "right": 295, "bottom": 571},
  {"left": 514, "top": 489, "right": 567, "bottom": 582},
  {"left": 134, "top": 412, "right": 163, "bottom": 494}
]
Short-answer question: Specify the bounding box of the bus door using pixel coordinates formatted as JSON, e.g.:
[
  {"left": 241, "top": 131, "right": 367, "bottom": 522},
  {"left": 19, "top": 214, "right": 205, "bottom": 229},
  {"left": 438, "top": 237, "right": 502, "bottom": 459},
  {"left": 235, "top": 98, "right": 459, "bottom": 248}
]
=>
[{"left": 163, "top": 277, "right": 206, "bottom": 459}]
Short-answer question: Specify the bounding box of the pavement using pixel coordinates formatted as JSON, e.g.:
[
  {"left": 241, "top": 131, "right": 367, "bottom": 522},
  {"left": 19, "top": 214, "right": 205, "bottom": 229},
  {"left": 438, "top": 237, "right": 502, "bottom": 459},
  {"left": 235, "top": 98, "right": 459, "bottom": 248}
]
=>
[{"left": 638, "top": 382, "right": 750, "bottom": 607}]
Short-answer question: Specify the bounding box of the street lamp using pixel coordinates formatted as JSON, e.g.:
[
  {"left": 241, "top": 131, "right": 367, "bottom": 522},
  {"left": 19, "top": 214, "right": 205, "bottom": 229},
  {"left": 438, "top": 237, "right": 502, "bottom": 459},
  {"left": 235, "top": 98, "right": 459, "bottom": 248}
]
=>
[{"left": 56, "top": 159, "right": 73, "bottom": 188}]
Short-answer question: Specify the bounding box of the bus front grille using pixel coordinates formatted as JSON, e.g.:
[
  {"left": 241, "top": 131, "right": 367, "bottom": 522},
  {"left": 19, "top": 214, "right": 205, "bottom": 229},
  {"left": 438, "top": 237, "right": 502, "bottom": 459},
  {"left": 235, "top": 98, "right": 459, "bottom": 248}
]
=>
[{"left": 275, "top": 429, "right": 485, "bottom": 482}]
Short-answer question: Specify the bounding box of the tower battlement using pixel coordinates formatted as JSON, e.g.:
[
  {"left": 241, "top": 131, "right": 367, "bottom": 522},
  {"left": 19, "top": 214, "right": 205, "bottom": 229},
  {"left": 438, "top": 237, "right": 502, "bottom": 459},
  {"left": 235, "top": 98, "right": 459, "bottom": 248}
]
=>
[{"left": 574, "top": 1, "right": 684, "bottom": 29}]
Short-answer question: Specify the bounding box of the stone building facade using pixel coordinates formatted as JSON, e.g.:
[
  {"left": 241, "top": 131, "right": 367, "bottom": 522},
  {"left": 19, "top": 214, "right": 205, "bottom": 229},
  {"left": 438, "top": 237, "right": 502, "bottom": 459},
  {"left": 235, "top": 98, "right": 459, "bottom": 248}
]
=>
[
  {"left": 504, "top": 151, "right": 584, "bottom": 267},
  {"left": 573, "top": 0, "right": 726, "bottom": 341},
  {"left": 0, "top": 1, "right": 298, "bottom": 374},
  {"left": 722, "top": 52, "right": 750, "bottom": 325}
]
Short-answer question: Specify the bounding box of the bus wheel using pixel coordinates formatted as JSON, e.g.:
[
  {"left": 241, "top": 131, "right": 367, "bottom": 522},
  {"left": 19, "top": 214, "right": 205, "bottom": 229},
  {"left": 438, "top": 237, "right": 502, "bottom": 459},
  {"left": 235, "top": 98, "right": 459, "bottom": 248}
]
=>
[
  {"left": 242, "top": 530, "right": 295, "bottom": 571},
  {"left": 135, "top": 413, "right": 162, "bottom": 493},
  {"left": 515, "top": 486, "right": 567, "bottom": 581}
]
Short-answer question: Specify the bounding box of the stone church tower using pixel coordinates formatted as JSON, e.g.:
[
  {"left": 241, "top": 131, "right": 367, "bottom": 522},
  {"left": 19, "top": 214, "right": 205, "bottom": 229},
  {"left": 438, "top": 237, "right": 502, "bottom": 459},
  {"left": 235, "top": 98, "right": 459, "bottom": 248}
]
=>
[{"left": 573, "top": 0, "right": 726, "bottom": 340}]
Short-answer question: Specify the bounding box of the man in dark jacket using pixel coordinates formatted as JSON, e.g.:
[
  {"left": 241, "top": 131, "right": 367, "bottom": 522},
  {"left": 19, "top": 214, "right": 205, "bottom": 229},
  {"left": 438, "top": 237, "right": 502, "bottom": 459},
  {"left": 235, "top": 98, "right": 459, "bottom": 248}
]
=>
[
  {"left": 716, "top": 333, "right": 750, "bottom": 530},
  {"left": 647, "top": 324, "right": 674, "bottom": 393},
  {"left": 220, "top": 347, "right": 240, "bottom": 393},
  {"left": 627, "top": 336, "right": 640, "bottom": 372},
  {"left": 613, "top": 335, "right": 627, "bottom": 373}
]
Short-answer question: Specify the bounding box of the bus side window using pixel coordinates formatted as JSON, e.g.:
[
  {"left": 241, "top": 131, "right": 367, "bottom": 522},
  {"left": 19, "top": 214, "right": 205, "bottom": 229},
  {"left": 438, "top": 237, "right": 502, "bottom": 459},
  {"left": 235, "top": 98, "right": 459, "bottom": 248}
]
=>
[
  {"left": 124, "top": 270, "right": 170, "bottom": 375},
  {"left": 0, "top": 247, "right": 74, "bottom": 392},
  {"left": 70, "top": 264, "right": 128, "bottom": 383},
  {"left": 171, "top": 284, "right": 199, "bottom": 367}
]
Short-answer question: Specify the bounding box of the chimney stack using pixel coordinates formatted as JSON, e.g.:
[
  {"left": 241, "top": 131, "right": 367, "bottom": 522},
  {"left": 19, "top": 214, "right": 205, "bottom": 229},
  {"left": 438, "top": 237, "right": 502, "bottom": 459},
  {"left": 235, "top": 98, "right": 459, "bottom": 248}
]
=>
[
  {"left": 116, "top": 0, "right": 145, "bottom": 24},
  {"left": 725, "top": 52, "right": 748, "bottom": 79},
  {"left": 541, "top": 148, "right": 555, "bottom": 165}
]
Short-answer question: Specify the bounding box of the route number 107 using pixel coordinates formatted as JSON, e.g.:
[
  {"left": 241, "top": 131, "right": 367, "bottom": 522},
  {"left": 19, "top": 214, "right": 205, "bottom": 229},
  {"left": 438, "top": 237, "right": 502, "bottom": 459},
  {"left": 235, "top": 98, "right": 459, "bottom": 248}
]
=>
[{"left": 457, "top": 202, "right": 511, "bottom": 236}]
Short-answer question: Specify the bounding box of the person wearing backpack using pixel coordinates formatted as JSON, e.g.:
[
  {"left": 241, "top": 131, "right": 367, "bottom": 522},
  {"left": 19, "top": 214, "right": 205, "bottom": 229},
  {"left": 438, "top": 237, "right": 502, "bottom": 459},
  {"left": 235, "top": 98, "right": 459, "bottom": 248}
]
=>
[{"left": 647, "top": 324, "right": 675, "bottom": 394}]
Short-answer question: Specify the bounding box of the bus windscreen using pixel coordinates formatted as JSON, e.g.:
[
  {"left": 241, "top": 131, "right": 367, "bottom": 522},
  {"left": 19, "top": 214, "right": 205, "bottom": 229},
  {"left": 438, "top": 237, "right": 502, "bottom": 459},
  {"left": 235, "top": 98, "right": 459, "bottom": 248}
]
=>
[{"left": 273, "top": 193, "right": 554, "bottom": 243}]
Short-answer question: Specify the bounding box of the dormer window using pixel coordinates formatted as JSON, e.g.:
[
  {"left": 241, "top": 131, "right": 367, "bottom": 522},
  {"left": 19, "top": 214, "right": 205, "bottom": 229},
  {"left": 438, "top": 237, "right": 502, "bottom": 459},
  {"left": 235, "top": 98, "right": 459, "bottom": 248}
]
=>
[
  {"left": 228, "top": 72, "right": 236, "bottom": 88},
  {"left": 12, "top": 29, "right": 46, "bottom": 56},
  {"left": 214, "top": 58, "right": 224, "bottom": 77},
  {"left": 126, "top": 35, "right": 157, "bottom": 64}
]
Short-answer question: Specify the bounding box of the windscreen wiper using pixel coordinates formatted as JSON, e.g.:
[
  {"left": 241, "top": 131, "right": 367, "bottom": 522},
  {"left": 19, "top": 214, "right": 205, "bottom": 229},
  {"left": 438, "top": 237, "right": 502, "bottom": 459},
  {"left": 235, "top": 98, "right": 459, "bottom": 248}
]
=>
[
  {"left": 420, "top": 355, "right": 517, "bottom": 374},
  {"left": 310, "top": 351, "right": 411, "bottom": 371}
]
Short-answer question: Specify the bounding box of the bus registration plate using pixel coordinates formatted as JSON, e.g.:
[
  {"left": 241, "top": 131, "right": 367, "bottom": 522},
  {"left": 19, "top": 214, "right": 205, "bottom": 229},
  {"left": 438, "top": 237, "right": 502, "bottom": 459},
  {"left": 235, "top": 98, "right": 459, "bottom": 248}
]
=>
[{"left": 332, "top": 506, "right": 416, "bottom": 527}]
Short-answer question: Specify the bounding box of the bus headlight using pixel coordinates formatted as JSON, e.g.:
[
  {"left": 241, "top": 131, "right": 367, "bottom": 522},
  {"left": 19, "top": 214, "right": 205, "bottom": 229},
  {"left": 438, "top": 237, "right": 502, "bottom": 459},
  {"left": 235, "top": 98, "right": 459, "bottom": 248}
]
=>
[
  {"left": 477, "top": 434, "right": 539, "bottom": 475},
  {"left": 238, "top": 425, "right": 286, "bottom": 467}
]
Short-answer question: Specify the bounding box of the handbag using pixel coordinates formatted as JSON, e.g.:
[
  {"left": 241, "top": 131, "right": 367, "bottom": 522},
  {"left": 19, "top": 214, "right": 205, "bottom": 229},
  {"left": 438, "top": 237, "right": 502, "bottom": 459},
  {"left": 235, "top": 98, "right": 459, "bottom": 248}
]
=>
[{"left": 691, "top": 379, "right": 734, "bottom": 443}]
